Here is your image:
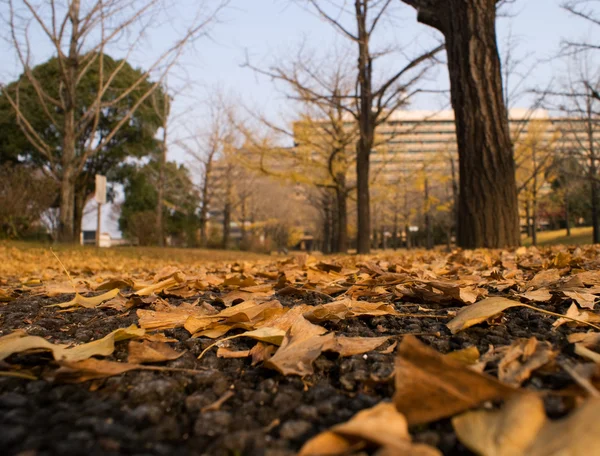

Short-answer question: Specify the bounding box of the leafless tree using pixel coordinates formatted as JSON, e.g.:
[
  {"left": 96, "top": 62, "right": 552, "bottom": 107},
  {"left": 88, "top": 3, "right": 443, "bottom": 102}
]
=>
[
  {"left": 1, "top": 0, "right": 227, "bottom": 242},
  {"left": 401, "top": 0, "right": 521, "bottom": 248},
  {"left": 251, "top": 0, "right": 441, "bottom": 254},
  {"left": 242, "top": 50, "right": 359, "bottom": 253}
]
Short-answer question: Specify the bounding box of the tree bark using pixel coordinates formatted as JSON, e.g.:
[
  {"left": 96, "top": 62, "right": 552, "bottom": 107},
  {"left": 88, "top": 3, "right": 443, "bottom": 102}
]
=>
[
  {"left": 57, "top": 1, "right": 81, "bottom": 243},
  {"left": 355, "top": 0, "right": 374, "bottom": 254},
  {"left": 402, "top": 0, "right": 520, "bottom": 248},
  {"left": 156, "top": 132, "right": 167, "bottom": 247},
  {"left": 335, "top": 175, "right": 349, "bottom": 253},
  {"left": 565, "top": 187, "right": 571, "bottom": 237}
]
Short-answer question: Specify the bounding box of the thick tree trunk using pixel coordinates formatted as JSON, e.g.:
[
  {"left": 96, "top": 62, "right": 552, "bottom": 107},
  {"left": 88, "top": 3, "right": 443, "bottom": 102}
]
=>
[
  {"left": 403, "top": 0, "right": 520, "bottom": 248},
  {"left": 58, "top": 1, "right": 80, "bottom": 243},
  {"left": 445, "top": 2, "right": 519, "bottom": 248}
]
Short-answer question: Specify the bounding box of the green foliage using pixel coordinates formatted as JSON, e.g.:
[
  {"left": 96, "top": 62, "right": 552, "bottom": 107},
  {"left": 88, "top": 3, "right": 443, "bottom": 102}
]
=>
[
  {"left": 0, "top": 53, "right": 168, "bottom": 232},
  {"left": 118, "top": 160, "right": 200, "bottom": 246}
]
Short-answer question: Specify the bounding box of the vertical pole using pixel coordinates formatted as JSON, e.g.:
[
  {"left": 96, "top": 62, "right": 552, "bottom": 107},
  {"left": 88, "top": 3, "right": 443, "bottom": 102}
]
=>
[{"left": 96, "top": 202, "right": 102, "bottom": 247}]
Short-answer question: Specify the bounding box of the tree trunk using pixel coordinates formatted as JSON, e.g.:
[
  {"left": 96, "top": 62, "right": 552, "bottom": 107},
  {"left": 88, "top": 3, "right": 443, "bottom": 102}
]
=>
[
  {"left": 565, "top": 187, "right": 571, "bottom": 237},
  {"left": 355, "top": 0, "right": 374, "bottom": 254},
  {"left": 58, "top": 1, "right": 80, "bottom": 243},
  {"left": 335, "top": 183, "right": 348, "bottom": 253},
  {"left": 58, "top": 161, "right": 76, "bottom": 243},
  {"left": 156, "top": 134, "right": 167, "bottom": 247},
  {"left": 424, "top": 177, "right": 433, "bottom": 250},
  {"left": 403, "top": 0, "right": 520, "bottom": 248},
  {"left": 587, "top": 109, "right": 600, "bottom": 244},
  {"left": 73, "top": 189, "right": 86, "bottom": 244},
  {"left": 392, "top": 211, "right": 398, "bottom": 250},
  {"left": 322, "top": 198, "right": 332, "bottom": 254},
  {"left": 222, "top": 202, "right": 231, "bottom": 249},
  {"left": 524, "top": 198, "right": 531, "bottom": 238}
]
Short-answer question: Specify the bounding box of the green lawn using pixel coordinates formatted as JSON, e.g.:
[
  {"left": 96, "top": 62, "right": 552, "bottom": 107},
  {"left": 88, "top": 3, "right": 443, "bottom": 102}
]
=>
[{"left": 521, "top": 226, "right": 593, "bottom": 246}]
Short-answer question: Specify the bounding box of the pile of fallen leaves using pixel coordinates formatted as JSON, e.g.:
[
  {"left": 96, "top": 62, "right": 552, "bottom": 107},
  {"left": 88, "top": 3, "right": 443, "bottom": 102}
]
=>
[{"left": 3, "top": 244, "right": 600, "bottom": 454}]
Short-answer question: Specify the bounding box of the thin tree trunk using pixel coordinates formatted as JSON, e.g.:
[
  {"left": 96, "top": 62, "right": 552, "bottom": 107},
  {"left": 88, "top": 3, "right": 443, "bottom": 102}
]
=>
[
  {"left": 424, "top": 177, "right": 433, "bottom": 250},
  {"left": 392, "top": 211, "right": 398, "bottom": 250},
  {"left": 335, "top": 183, "right": 348, "bottom": 253},
  {"left": 73, "top": 189, "right": 86, "bottom": 244},
  {"left": 156, "top": 132, "right": 167, "bottom": 247},
  {"left": 565, "top": 187, "right": 571, "bottom": 237},
  {"left": 355, "top": 1, "right": 374, "bottom": 254},
  {"left": 222, "top": 202, "right": 231, "bottom": 249}
]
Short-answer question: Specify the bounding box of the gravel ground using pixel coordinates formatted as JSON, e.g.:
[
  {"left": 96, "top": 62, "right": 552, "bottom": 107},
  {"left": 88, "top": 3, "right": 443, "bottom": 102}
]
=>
[{"left": 0, "top": 286, "right": 586, "bottom": 455}]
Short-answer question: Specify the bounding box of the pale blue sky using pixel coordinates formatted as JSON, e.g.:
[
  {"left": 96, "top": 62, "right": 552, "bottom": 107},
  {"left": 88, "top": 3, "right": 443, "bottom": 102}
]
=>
[{"left": 0, "top": 0, "right": 596, "bottom": 236}]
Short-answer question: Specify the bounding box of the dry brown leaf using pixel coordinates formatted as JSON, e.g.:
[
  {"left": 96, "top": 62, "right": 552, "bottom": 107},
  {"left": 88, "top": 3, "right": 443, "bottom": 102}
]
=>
[
  {"left": 53, "top": 359, "right": 140, "bottom": 382},
  {"left": 453, "top": 394, "right": 600, "bottom": 456},
  {"left": 216, "top": 347, "right": 251, "bottom": 358},
  {"left": 220, "top": 289, "right": 274, "bottom": 307},
  {"left": 137, "top": 302, "right": 213, "bottom": 331},
  {"left": 0, "top": 325, "right": 144, "bottom": 363},
  {"left": 299, "top": 402, "right": 440, "bottom": 456},
  {"left": 497, "top": 338, "right": 556, "bottom": 386},
  {"left": 564, "top": 290, "right": 598, "bottom": 309},
  {"left": 303, "top": 299, "right": 398, "bottom": 323},
  {"left": 393, "top": 335, "right": 515, "bottom": 425},
  {"left": 184, "top": 300, "right": 283, "bottom": 335},
  {"left": 525, "top": 269, "right": 561, "bottom": 290},
  {"left": 324, "top": 336, "right": 390, "bottom": 357},
  {"left": 250, "top": 342, "right": 276, "bottom": 365},
  {"left": 47, "top": 288, "right": 120, "bottom": 310},
  {"left": 453, "top": 393, "right": 546, "bottom": 456},
  {"left": 447, "top": 297, "right": 525, "bottom": 334},
  {"left": 127, "top": 340, "right": 184, "bottom": 364},
  {"left": 445, "top": 346, "right": 481, "bottom": 365},
  {"left": 567, "top": 331, "right": 600, "bottom": 347},
  {"left": 516, "top": 288, "right": 553, "bottom": 302},
  {"left": 553, "top": 303, "right": 600, "bottom": 329},
  {"left": 264, "top": 316, "right": 334, "bottom": 377}
]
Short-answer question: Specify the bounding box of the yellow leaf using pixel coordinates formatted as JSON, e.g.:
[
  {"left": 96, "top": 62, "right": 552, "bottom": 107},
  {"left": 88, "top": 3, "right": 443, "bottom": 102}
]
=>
[
  {"left": 47, "top": 288, "right": 120, "bottom": 309},
  {"left": 447, "top": 297, "right": 525, "bottom": 334}
]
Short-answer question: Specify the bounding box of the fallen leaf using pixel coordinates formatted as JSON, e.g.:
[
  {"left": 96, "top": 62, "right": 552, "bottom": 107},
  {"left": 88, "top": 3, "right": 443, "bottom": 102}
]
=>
[
  {"left": 52, "top": 359, "right": 139, "bottom": 382},
  {"left": 445, "top": 346, "right": 481, "bottom": 365},
  {"left": 127, "top": 340, "right": 184, "bottom": 364},
  {"left": 303, "top": 299, "right": 398, "bottom": 323},
  {"left": 47, "top": 288, "right": 120, "bottom": 310},
  {"left": 249, "top": 342, "right": 276, "bottom": 365},
  {"left": 393, "top": 335, "right": 515, "bottom": 425},
  {"left": 525, "top": 269, "right": 561, "bottom": 290},
  {"left": 516, "top": 288, "right": 553, "bottom": 302},
  {"left": 553, "top": 303, "right": 600, "bottom": 329},
  {"left": 0, "top": 325, "right": 144, "bottom": 363},
  {"left": 497, "top": 338, "right": 556, "bottom": 386},
  {"left": 564, "top": 290, "right": 598, "bottom": 309},
  {"left": 216, "top": 347, "right": 251, "bottom": 358},
  {"left": 264, "top": 316, "right": 334, "bottom": 376},
  {"left": 453, "top": 393, "right": 600, "bottom": 456},
  {"left": 324, "top": 336, "right": 390, "bottom": 357},
  {"left": 299, "top": 402, "right": 440, "bottom": 456},
  {"left": 447, "top": 297, "right": 525, "bottom": 334}
]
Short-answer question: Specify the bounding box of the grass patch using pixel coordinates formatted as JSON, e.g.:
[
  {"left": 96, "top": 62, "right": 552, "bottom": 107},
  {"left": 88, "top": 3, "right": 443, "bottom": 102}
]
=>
[{"left": 521, "top": 226, "right": 593, "bottom": 246}]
